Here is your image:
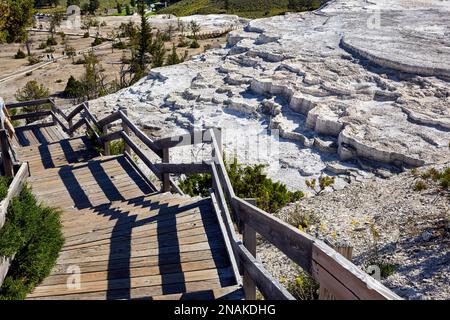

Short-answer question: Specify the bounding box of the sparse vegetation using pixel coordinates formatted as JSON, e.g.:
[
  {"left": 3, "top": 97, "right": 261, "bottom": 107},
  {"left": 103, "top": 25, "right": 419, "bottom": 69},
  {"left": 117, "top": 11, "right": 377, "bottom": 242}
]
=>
[
  {"left": 92, "top": 36, "right": 104, "bottom": 46},
  {"left": 283, "top": 267, "right": 319, "bottom": 300},
  {"left": 27, "top": 55, "right": 41, "bottom": 65},
  {"left": 179, "top": 156, "right": 304, "bottom": 213},
  {"left": 412, "top": 167, "right": 450, "bottom": 199},
  {"left": 46, "top": 36, "right": 57, "bottom": 46},
  {"left": 287, "top": 206, "right": 320, "bottom": 232},
  {"left": 305, "top": 174, "right": 335, "bottom": 196},
  {"left": 190, "top": 39, "right": 200, "bottom": 49},
  {"left": 14, "top": 49, "right": 26, "bottom": 59}
]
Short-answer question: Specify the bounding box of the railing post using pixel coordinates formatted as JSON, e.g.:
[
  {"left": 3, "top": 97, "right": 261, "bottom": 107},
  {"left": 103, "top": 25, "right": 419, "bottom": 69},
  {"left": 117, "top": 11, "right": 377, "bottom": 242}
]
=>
[
  {"left": 242, "top": 198, "right": 257, "bottom": 300},
  {"left": 0, "top": 128, "right": 14, "bottom": 178},
  {"left": 318, "top": 244, "right": 353, "bottom": 300},
  {"left": 67, "top": 116, "right": 73, "bottom": 137},
  {"left": 213, "top": 127, "right": 223, "bottom": 157},
  {"left": 162, "top": 147, "right": 170, "bottom": 192},
  {"left": 120, "top": 107, "right": 131, "bottom": 154},
  {"left": 102, "top": 125, "right": 110, "bottom": 156}
]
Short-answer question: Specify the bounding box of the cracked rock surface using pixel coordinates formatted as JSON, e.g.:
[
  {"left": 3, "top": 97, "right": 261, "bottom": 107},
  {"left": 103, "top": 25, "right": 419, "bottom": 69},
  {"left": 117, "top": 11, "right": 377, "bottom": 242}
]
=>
[{"left": 91, "top": 0, "right": 450, "bottom": 192}]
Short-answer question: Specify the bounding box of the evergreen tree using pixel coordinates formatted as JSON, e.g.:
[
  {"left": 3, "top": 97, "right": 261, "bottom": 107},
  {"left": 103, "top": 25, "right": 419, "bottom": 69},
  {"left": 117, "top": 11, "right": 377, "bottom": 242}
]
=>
[
  {"left": 166, "top": 44, "right": 181, "bottom": 66},
  {"left": 1, "top": 0, "right": 35, "bottom": 44},
  {"left": 88, "top": 0, "right": 100, "bottom": 14},
  {"left": 67, "top": 0, "right": 81, "bottom": 7}
]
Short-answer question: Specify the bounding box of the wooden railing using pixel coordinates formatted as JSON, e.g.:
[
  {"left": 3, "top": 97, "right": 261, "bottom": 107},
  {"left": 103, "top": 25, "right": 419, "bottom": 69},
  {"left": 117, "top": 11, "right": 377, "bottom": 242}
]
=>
[{"left": 3, "top": 99, "right": 402, "bottom": 300}]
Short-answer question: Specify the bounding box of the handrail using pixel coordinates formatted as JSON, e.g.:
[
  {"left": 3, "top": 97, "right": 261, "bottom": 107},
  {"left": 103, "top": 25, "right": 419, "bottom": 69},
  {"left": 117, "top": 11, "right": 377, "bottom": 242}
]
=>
[
  {"left": 155, "top": 127, "right": 401, "bottom": 300},
  {"left": 1, "top": 100, "right": 403, "bottom": 300}
]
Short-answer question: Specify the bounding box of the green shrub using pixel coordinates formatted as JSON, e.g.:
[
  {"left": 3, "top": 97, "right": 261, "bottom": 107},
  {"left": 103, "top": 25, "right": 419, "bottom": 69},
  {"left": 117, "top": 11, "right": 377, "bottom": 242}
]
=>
[
  {"left": 28, "top": 55, "right": 41, "bottom": 65},
  {"left": 190, "top": 39, "right": 200, "bottom": 49},
  {"left": 413, "top": 167, "right": 450, "bottom": 196},
  {"left": 25, "top": 71, "right": 32, "bottom": 77},
  {"left": 83, "top": 32, "right": 90, "bottom": 38},
  {"left": 72, "top": 58, "right": 86, "bottom": 65},
  {"left": 14, "top": 49, "right": 26, "bottom": 59},
  {"left": 179, "top": 156, "right": 304, "bottom": 213},
  {"left": 110, "top": 139, "right": 125, "bottom": 156},
  {"left": 177, "top": 38, "right": 190, "bottom": 47},
  {"left": 305, "top": 174, "right": 335, "bottom": 196},
  {"left": 92, "top": 37, "right": 104, "bottom": 47},
  {"left": 112, "top": 41, "right": 127, "bottom": 49},
  {"left": 63, "top": 75, "right": 83, "bottom": 98},
  {"left": 57, "top": 31, "right": 65, "bottom": 40},
  {"left": 0, "top": 176, "right": 11, "bottom": 201},
  {"left": 413, "top": 180, "right": 428, "bottom": 191},
  {"left": 0, "top": 186, "right": 64, "bottom": 300},
  {"left": 38, "top": 42, "right": 47, "bottom": 50},
  {"left": 46, "top": 37, "right": 57, "bottom": 46}
]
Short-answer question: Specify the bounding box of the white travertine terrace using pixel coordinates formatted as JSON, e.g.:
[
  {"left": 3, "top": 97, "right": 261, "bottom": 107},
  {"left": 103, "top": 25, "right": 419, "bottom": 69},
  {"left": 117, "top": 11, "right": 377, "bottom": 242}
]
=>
[{"left": 91, "top": 0, "right": 450, "bottom": 191}]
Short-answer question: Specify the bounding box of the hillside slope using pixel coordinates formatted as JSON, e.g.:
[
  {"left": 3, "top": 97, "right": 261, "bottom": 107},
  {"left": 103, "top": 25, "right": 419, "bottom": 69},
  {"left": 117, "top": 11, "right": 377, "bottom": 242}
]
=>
[{"left": 160, "top": 0, "right": 322, "bottom": 18}]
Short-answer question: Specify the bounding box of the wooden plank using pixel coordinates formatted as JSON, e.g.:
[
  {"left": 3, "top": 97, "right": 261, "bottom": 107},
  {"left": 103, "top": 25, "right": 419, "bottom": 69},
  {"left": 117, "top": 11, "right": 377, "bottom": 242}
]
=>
[
  {"left": 102, "top": 125, "right": 111, "bottom": 156},
  {"left": 51, "top": 249, "right": 223, "bottom": 276},
  {"left": 50, "top": 111, "right": 69, "bottom": 133},
  {"left": 319, "top": 245, "right": 353, "bottom": 300},
  {"left": 50, "top": 100, "right": 68, "bottom": 121},
  {"left": 28, "top": 267, "right": 235, "bottom": 297},
  {"left": 312, "top": 241, "right": 401, "bottom": 300},
  {"left": 162, "top": 147, "right": 170, "bottom": 192},
  {"left": 10, "top": 110, "right": 52, "bottom": 121},
  {"left": 151, "top": 285, "right": 244, "bottom": 300},
  {"left": 66, "top": 104, "right": 85, "bottom": 122},
  {"left": 243, "top": 220, "right": 257, "bottom": 300},
  {"left": 40, "top": 257, "right": 230, "bottom": 287},
  {"left": 0, "top": 162, "right": 29, "bottom": 229},
  {"left": 97, "top": 111, "right": 121, "bottom": 128},
  {"left": 233, "top": 196, "right": 315, "bottom": 273},
  {"left": 311, "top": 260, "right": 358, "bottom": 300},
  {"left": 28, "top": 277, "right": 236, "bottom": 300},
  {"left": 62, "top": 224, "right": 219, "bottom": 252},
  {"left": 169, "top": 178, "right": 184, "bottom": 195},
  {"left": 69, "top": 117, "right": 86, "bottom": 135},
  {"left": 119, "top": 110, "right": 162, "bottom": 157},
  {"left": 121, "top": 132, "right": 162, "bottom": 179},
  {"left": 5, "top": 98, "right": 51, "bottom": 109},
  {"left": 236, "top": 243, "right": 294, "bottom": 300},
  {"left": 62, "top": 209, "right": 212, "bottom": 241},
  {"left": 99, "top": 129, "right": 122, "bottom": 145},
  {"left": 210, "top": 192, "right": 241, "bottom": 286},
  {"left": 155, "top": 162, "right": 210, "bottom": 175},
  {"left": 124, "top": 151, "right": 158, "bottom": 192},
  {"left": 153, "top": 130, "right": 208, "bottom": 150}
]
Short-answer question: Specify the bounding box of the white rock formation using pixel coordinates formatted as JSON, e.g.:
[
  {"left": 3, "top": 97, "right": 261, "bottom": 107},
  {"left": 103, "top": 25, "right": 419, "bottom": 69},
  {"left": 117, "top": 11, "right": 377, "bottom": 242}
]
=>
[{"left": 90, "top": 0, "right": 450, "bottom": 192}]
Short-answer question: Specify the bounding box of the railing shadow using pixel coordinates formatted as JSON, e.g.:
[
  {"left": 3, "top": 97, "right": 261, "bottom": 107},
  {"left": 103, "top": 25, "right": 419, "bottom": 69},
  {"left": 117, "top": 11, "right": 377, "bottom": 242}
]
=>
[{"left": 57, "top": 156, "right": 223, "bottom": 299}]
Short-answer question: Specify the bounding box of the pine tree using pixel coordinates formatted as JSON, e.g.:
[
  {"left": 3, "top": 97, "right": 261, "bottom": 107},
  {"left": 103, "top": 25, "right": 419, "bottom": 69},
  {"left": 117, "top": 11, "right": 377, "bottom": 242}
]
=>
[{"left": 166, "top": 44, "right": 181, "bottom": 66}]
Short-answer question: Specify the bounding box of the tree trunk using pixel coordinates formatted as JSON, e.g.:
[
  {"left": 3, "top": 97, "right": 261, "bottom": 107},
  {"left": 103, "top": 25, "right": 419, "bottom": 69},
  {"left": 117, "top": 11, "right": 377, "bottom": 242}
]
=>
[{"left": 25, "top": 40, "right": 31, "bottom": 56}]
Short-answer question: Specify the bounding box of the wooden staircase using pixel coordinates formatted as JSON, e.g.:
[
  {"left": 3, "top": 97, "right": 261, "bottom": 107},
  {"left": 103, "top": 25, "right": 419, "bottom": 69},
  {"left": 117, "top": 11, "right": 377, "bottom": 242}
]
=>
[
  {"left": 0, "top": 99, "right": 401, "bottom": 301},
  {"left": 12, "top": 126, "right": 243, "bottom": 300}
]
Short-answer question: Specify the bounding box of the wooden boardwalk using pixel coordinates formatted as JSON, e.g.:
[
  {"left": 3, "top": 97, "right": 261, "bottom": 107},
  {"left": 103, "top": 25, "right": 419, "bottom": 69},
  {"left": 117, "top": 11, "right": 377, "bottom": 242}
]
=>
[
  {"left": 15, "top": 126, "right": 242, "bottom": 300},
  {"left": 1, "top": 99, "right": 401, "bottom": 300}
]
